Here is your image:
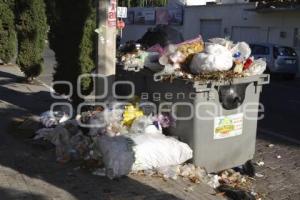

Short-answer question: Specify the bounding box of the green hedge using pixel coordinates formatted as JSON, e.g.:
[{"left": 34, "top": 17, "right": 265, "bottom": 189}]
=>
[
  {"left": 15, "top": 0, "right": 48, "bottom": 79},
  {"left": 0, "top": 0, "right": 17, "bottom": 63}
]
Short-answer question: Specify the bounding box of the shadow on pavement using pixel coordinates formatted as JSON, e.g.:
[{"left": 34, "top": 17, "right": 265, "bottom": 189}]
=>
[{"left": 0, "top": 187, "right": 48, "bottom": 200}]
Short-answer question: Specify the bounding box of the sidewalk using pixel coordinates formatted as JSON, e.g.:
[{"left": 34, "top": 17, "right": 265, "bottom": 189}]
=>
[{"left": 0, "top": 65, "right": 299, "bottom": 200}]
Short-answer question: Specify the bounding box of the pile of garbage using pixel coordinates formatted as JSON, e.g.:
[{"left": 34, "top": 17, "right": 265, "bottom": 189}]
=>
[
  {"left": 119, "top": 37, "right": 266, "bottom": 82},
  {"left": 34, "top": 102, "right": 262, "bottom": 199},
  {"left": 35, "top": 101, "right": 192, "bottom": 179}
]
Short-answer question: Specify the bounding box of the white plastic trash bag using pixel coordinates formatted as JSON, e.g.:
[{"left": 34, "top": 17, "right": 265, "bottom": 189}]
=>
[
  {"left": 231, "top": 42, "right": 252, "bottom": 62},
  {"left": 131, "top": 132, "right": 193, "bottom": 171},
  {"left": 243, "top": 58, "right": 267, "bottom": 76},
  {"left": 97, "top": 126, "right": 193, "bottom": 179},
  {"left": 40, "top": 111, "right": 70, "bottom": 128},
  {"left": 189, "top": 44, "right": 233, "bottom": 73},
  {"left": 97, "top": 135, "right": 135, "bottom": 179},
  {"left": 208, "top": 38, "right": 234, "bottom": 49}
]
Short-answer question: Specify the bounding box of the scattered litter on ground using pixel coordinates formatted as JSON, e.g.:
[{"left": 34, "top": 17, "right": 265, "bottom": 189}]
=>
[
  {"left": 217, "top": 185, "right": 256, "bottom": 200},
  {"left": 40, "top": 110, "right": 70, "bottom": 128},
  {"left": 255, "top": 173, "right": 264, "bottom": 178},
  {"left": 92, "top": 168, "right": 106, "bottom": 177},
  {"left": 256, "top": 161, "right": 265, "bottom": 167},
  {"left": 268, "top": 144, "right": 275, "bottom": 148},
  {"left": 277, "top": 155, "right": 282, "bottom": 159}
]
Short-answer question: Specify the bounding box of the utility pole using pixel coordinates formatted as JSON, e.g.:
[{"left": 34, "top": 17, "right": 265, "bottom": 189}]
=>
[{"left": 96, "top": 0, "right": 117, "bottom": 101}]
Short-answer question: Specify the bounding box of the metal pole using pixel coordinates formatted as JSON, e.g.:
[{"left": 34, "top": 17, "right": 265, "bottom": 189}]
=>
[{"left": 96, "top": 0, "right": 117, "bottom": 102}]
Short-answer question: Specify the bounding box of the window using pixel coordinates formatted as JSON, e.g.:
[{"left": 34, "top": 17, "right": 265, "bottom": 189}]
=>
[{"left": 250, "top": 44, "right": 270, "bottom": 55}]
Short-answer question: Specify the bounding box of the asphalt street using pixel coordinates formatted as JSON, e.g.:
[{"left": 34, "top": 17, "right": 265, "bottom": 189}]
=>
[{"left": 259, "top": 77, "right": 300, "bottom": 142}]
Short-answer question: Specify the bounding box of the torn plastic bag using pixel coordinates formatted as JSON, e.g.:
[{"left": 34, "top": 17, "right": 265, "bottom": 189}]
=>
[
  {"left": 88, "top": 108, "right": 124, "bottom": 137},
  {"left": 97, "top": 135, "right": 135, "bottom": 179},
  {"left": 243, "top": 58, "right": 267, "bottom": 76},
  {"left": 189, "top": 44, "right": 233, "bottom": 74},
  {"left": 130, "top": 115, "right": 154, "bottom": 134},
  {"left": 208, "top": 38, "right": 234, "bottom": 50},
  {"left": 40, "top": 111, "right": 70, "bottom": 128},
  {"left": 154, "top": 64, "right": 177, "bottom": 81},
  {"left": 231, "top": 42, "right": 252, "bottom": 62},
  {"left": 35, "top": 123, "right": 90, "bottom": 163},
  {"left": 69, "top": 131, "right": 91, "bottom": 159},
  {"left": 157, "top": 165, "right": 181, "bottom": 180}
]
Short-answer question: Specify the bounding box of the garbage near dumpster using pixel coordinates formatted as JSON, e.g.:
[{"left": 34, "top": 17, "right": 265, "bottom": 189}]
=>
[
  {"left": 40, "top": 110, "right": 70, "bottom": 128},
  {"left": 35, "top": 103, "right": 192, "bottom": 178},
  {"left": 35, "top": 120, "right": 91, "bottom": 163},
  {"left": 130, "top": 164, "right": 261, "bottom": 198},
  {"left": 97, "top": 127, "right": 193, "bottom": 179},
  {"left": 120, "top": 46, "right": 160, "bottom": 72},
  {"left": 34, "top": 105, "right": 263, "bottom": 199}
]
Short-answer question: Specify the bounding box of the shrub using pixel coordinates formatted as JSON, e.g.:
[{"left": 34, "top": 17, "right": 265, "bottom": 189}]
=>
[
  {"left": 15, "top": 0, "right": 48, "bottom": 79},
  {"left": 0, "top": 0, "right": 17, "bottom": 63}
]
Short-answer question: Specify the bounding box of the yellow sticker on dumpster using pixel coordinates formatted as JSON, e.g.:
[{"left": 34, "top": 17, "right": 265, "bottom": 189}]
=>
[{"left": 214, "top": 113, "right": 243, "bottom": 140}]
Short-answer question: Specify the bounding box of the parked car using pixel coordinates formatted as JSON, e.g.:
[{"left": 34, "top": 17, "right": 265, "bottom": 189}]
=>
[{"left": 249, "top": 43, "right": 298, "bottom": 79}]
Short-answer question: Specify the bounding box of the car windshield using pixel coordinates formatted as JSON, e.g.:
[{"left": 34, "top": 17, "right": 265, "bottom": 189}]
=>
[
  {"left": 274, "top": 47, "right": 297, "bottom": 57},
  {"left": 250, "top": 44, "right": 269, "bottom": 55}
]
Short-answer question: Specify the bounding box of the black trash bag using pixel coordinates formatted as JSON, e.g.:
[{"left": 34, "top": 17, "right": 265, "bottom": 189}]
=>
[
  {"left": 234, "top": 160, "right": 256, "bottom": 178},
  {"left": 217, "top": 185, "right": 255, "bottom": 200},
  {"left": 137, "top": 25, "right": 184, "bottom": 48}
]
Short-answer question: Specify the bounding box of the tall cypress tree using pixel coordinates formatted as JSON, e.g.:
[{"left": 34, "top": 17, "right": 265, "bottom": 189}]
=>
[
  {"left": 46, "top": 0, "right": 97, "bottom": 106},
  {"left": 78, "top": 2, "right": 97, "bottom": 94},
  {"left": 0, "top": 0, "right": 17, "bottom": 64},
  {"left": 15, "top": 0, "right": 48, "bottom": 80}
]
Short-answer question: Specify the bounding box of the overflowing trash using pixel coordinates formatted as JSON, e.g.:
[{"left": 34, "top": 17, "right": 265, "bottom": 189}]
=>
[
  {"left": 33, "top": 101, "right": 261, "bottom": 199},
  {"left": 34, "top": 35, "right": 267, "bottom": 200},
  {"left": 119, "top": 36, "right": 266, "bottom": 82},
  {"left": 35, "top": 102, "right": 193, "bottom": 178}
]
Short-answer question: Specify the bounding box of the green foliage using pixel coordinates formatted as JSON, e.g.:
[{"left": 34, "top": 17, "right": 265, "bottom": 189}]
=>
[
  {"left": 15, "top": 0, "right": 48, "bottom": 78},
  {"left": 79, "top": 6, "right": 97, "bottom": 93},
  {"left": 46, "top": 0, "right": 97, "bottom": 105},
  {"left": 0, "top": 0, "right": 17, "bottom": 63}
]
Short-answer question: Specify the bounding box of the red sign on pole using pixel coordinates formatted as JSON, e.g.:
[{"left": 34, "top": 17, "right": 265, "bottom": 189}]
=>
[{"left": 107, "top": 0, "right": 117, "bottom": 27}]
